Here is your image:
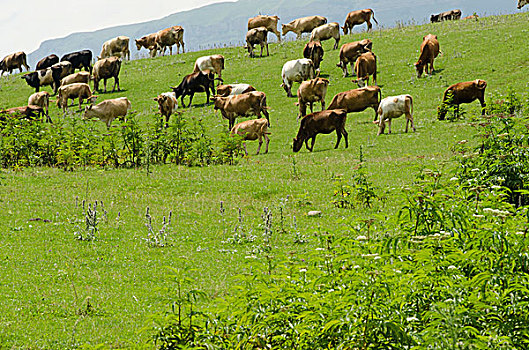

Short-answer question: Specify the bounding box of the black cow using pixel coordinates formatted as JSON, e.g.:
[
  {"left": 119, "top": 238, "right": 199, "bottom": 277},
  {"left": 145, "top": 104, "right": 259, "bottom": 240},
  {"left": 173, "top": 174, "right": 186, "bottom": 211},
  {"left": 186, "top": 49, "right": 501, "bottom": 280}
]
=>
[
  {"left": 60, "top": 50, "right": 92, "bottom": 74},
  {"left": 50, "top": 62, "right": 73, "bottom": 94},
  {"left": 170, "top": 71, "right": 216, "bottom": 108},
  {"left": 36, "top": 54, "right": 59, "bottom": 70}
]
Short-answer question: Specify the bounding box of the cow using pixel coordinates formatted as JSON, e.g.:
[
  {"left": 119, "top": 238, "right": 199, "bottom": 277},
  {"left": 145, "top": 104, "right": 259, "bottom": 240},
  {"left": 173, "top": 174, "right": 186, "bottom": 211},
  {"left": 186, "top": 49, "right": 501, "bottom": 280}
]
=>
[
  {"left": 83, "top": 97, "right": 131, "bottom": 128},
  {"left": 216, "top": 84, "right": 256, "bottom": 97},
  {"left": 303, "top": 41, "right": 324, "bottom": 72},
  {"left": 193, "top": 55, "right": 225, "bottom": 81},
  {"left": 56, "top": 83, "right": 96, "bottom": 112},
  {"left": 519, "top": 0, "right": 528, "bottom": 9},
  {"left": 438, "top": 80, "right": 487, "bottom": 120},
  {"left": 463, "top": 14, "right": 479, "bottom": 21},
  {"left": 293, "top": 109, "right": 348, "bottom": 152},
  {"left": 310, "top": 22, "right": 341, "bottom": 50},
  {"left": 336, "top": 39, "right": 372, "bottom": 77},
  {"left": 353, "top": 51, "right": 377, "bottom": 88},
  {"left": 415, "top": 34, "right": 440, "bottom": 78},
  {"left": 211, "top": 91, "right": 270, "bottom": 130},
  {"left": 1, "top": 105, "right": 46, "bottom": 122},
  {"left": 21, "top": 68, "right": 54, "bottom": 92},
  {"left": 50, "top": 61, "right": 73, "bottom": 94},
  {"left": 281, "top": 58, "right": 316, "bottom": 97},
  {"left": 296, "top": 77, "right": 329, "bottom": 118},
  {"left": 135, "top": 33, "right": 158, "bottom": 57},
  {"left": 281, "top": 16, "right": 327, "bottom": 39},
  {"left": 170, "top": 71, "right": 216, "bottom": 108},
  {"left": 99, "top": 36, "right": 130, "bottom": 60},
  {"left": 0, "top": 52, "right": 30, "bottom": 75},
  {"left": 36, "top": 54, "right": 59, "bottom": 70},
  {"left": 327, "top": 86, "right": 381, "bottom": 121},
  {"left": 154, "top": 92, "right": 178, "bottom": 127},
  {"left": 231, "top": 118, "right": 270, "bottom": 156},
  {"left": 28, "top": 91, "right": 51, "bottom": 121},
  {"left": 60, "top": 71, "right": 91, "bottom": 86},
  {"left": 245, "top": 27, "right": 269, "bottom": 58},
  {"left": 155, "top": 26, "right": 185, "bottom": 56},
  {"left": 248, "top": 15, "right": 281, "bottom": 42},
  {"left": 92, "top": 57, "right": 122, "bottom": 93},
  {"left": 374, "top": 95, "right": 415, "bottom": 135},
  {"left": 431, "top": 9, "right": 462, "bottom": 22},
  {"left": 61, "top": 50, "right": 92, "bottom": 74},
  {"left": 342, "top": 9, "right": 378, "bottom": 34}
]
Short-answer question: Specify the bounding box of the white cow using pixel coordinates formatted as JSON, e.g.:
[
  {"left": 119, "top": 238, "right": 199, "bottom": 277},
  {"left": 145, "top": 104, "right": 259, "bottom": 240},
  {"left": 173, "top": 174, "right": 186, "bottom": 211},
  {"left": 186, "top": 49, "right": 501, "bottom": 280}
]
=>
[
  {"left": 374, "top": 95, "right": 415, "bottom": 135},
  {"left": 280, "top": 58, "right": 315, "bottom": 97}
]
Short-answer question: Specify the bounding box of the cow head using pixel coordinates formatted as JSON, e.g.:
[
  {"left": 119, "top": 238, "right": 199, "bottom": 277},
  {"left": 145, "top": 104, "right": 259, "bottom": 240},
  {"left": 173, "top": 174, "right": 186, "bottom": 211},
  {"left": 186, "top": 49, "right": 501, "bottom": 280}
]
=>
[
  {"left": 292, "top": 137, "right": 304, "bottom": 152},
  {"left": 135, "top": 39, "right": 143, "bottom": 51},
  {"left": 474, "top": 79, "right": 487, "bottom": 90},
  {"left": 21, "top": 73, "right": 39, "bottom": 88},
  {"left": 342, "top": 26, "right": 349, "bottom": 35},
  {"left": 414, "top": 60, "right": 425, "bottom": 78},
  {"left": 281, "top": 24, "right": 292, "bottom": 36},
  {"left": 170, "top": 85, "right": 183, "bottom": 99}
]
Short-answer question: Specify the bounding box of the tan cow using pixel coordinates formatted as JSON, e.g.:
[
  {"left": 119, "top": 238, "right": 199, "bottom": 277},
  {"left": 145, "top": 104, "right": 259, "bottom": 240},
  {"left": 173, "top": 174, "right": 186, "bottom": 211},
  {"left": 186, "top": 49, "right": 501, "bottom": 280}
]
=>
[
  {"left": 248, "top": 15, "right": 281, "bottom": 42},
  {"left": 310, "top": 22, "right": 341, "bottom": 50},
  {"left": 193, "top": 55, "right": 225, "bottom": 81},
  {"left": 211, "top": 91, "right": 270, "bottom": 130},
  {"left": 281, "top": 16, "right": 327, "bottom": 39},
  {"left": 230, "top": 118, "right": 270, "bottom": 156},
  {"left": 353, "top": 51, "right": 377, "bottom": 87},
  {"left": 100, "top": 36, "right": 130, "bottom": 60},
  {"left": 83, "top": 97, "right": 131, "bottom": 128},
  {"left": 28, "top": 91, "right": 50, "bottom": 120},
  {"left": 56, "top": 83, "right": 96, "bottom": 112},
  {"left": 245, "top": 27, "right": 269, "bottom": 57},
  {"left": 0, "top": 52, "right": 30, "bottom": 75},
  {"left": 327, "top": 86, "right": 381, "bottom": 120},
  {"left": 415, "top": 34, "right": 440, "bottom": 78},
  {"left": 342, "top": 9, "right": 378, "bottom": 34},
  {"left": 438, "top": 80, "right": 487, "bottom": 120},
  {"left": 336, "top": 39, "right": 372, "bottom": 77},
  {"left": 135, "top": 33, "right": 158, "bottom": 57},
  {"left": 156, "top": 26, "right": 185, "bottom": 56},
  {"left": 60, "top": 71, "right": 90, "bottom": 87},
  {"left": 93, "top": 57, "right": 122, "bottom": 93},
  {"left": 154, "top": 92, "right": 178, "bottom": 127},
  {"left": 296, "top": 77, "right": 329, "bottom": 118}
]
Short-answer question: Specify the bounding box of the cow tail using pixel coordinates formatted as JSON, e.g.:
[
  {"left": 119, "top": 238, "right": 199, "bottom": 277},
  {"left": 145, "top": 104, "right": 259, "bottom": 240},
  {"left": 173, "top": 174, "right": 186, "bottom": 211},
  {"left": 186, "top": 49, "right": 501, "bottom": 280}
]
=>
[
  {"left": 371, "top": 9, "right": 379, "bottom": 25},
  {"left": 378, "top": 87, "right": 382, "bottom": 103},
  {"left": 409, "top": 95, "right": 414, "bottom": 116}
]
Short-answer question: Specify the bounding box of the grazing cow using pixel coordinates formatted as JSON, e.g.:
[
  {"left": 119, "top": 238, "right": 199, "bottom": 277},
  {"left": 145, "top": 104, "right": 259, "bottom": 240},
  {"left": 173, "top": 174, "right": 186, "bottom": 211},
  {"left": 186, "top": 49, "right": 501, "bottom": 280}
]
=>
[
  {"left": 211, "top": 91, "right": 270, "bottom": 130},
  {"left": 155, "top": 26, "right": 185, "bottom": 56},
  {"left": 50, "top": 61, "right": 73, "bottom": 94},
  {"left": 100, "top": 36, "right": 130, "bottom": 60},
  {"left": 281, "top": 58, "right": 315, "bottom": 97},
  {"left": 293, "top": 109, "right": 348, "bottom": 152},
  {"left": 60, "top": 71, "right": 90, "bottom": 86},
  {"left": 353, "top": 51, "right": 377, "bottom": 87},
  {"left": 216, "top": 84, "right": 256, "bottom": 97},
  {"left": 303, "top": 41, "right": 324, "bottom": 72},
  {"left": 281, "top": 16, "right": 327, "bottom": 39},
  {"left": 463, "top": 14, "right": 479, "bottom": 21},
  {"left": 21, "top": 68, "right": 54, "bottom": 92},
  {"left": 310, "top": 22, "right": 341, "bottom": 50},
  {"left": 231, "top": 118, "right": 270, "bottom": 156},
  {"left": 245, "top": 27, "right": 269, "bottom": 58},
  {"left": 438, "top": 80, "right": 487, "bottom": 120},
  {"left": 193, "top": 55, "right": 225, "bottom": 81},
  {"left": 135, "top": 33, "right": 158, "bottom": 57},
  {"left": 431, "top": 9, "right": 462, "bottom": 22},
  {"left": 36, "top": 54, "right": 59, "bottom": 70},
  {"left": 415, "top": 34, "right": 440, "bottom": 78},
  {"left": 327, "top": 86, "right": 381, "bottom": 120},
  {"left": 296, "top": 77, "right": 329, "bottom": 118},
  {"left": 342, "top": 9, "right": 378, "bottom": 34},
  {"left": 336, "top": 39, "right": 372, "bottom": 77},
  {"left": 248, "top": 15, "right": 281, "bottom": 42},
  {"left": 519, "top": 0, "right": 528, "bottom": 9},
  {"left": 1, "top": 105, "right": 46, "bottom": 121},
  {"left": 28, "top": 91, "right": 51, "bottom": 121},
  {"left": 92, "top": 57, "right": 122, "bottom": 93},
  {"left": 61, "top": 50, "right": 92, "bottom": 74},
  {"left": 374, "top": 95, "right": 415, "bottom": 135},
  {"left": 56, "top": 83, "right": 96, "bottom": 112},
  {"left": 170, "top": 71, "right": 216, "bottom": 108},
  {"left": 0, "top": 52, "right": 30, "bottom": 75},
  {"left": 83, "top": 97, "right": 131, "bottom": 128},
  {"left": 154, "top": 92, "right": 178, "bottom": 127}
]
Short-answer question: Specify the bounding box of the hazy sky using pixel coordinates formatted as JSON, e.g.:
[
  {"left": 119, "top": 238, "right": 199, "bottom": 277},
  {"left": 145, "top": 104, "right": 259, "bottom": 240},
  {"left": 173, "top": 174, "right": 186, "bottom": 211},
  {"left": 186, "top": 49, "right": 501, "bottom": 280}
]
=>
[{"left": 0, "top": 0, "right": 231, "bottom": 59}]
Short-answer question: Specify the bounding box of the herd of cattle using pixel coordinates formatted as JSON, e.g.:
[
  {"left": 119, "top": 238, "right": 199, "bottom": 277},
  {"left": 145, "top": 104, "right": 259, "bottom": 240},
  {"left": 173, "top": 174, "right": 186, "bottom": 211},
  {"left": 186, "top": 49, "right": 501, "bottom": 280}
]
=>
[{"left": 0, "top": 1, "right": 526, "bottom": 154}]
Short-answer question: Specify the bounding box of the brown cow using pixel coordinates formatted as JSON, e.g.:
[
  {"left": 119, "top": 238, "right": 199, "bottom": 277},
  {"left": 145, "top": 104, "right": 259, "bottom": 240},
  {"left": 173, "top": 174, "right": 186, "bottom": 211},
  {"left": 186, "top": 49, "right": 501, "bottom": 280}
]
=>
[
  {"left": 353, "top": 51, "right": 377, "bottom": 87},
  {"left": 463, "top": 14, "right": 479, "bottom": 21},
  {"left": 156, "top": 26, "right": 185, "bottom": 56},
  {"left": 56, "top": 83, "right": 96, "bottom": 112},
  {"left": 1, "top": 105, "right": 46, "bottom": 122},
  {"left": 0, "top": 52, "right": 30, "bottom": 75},
  {"left": 154, "top": 92, "right": 178, "bottom": 127},
  {"left": 93, "top": 57, "right": 122, "bottom": 93},
  {"left": 248, "top": 15, "right": 281, "bottom": 42},
  {"left": 342, "top": 9, "right": 378, "bottom": 34},
  {"left": 135, "top": 33, "right": 158, "bottom": 57},
  {"left": 293, "top": 109, "right": 348, "bottom": 152},
  {"left": 281, "top": 16, "right": 327, "bottom": 39},
  {"left": 216, "top": 84, "right": 256, "bottom": 97},
  {"left": 296, "top": 77, "right": 329, "bottom": 118},
  {"left": 303, "top": 41, "right": 324, "bottom": 72},
  {"left": 438, "top": 80, "right": 487, "bottom": 120},
  {"left": 336, "top": 39, "right": 372, "bottom": 77},
  {"left": 310, "top": 22, "right": 341, "bottom": 50},
  {"left": 231, "top": 118, "right": 270, "bottom": 156},
  {"left": 245, "top": 27, "right": 269, "bottom": 58},
  {"left": 211, "top": 91, "right": 270, "bottom": 130},
  {"left": 415, "top": 34, "right": 440, "bottom": 78},
  {"left": 327, "top": 86, "right": 381, "bottom": 121}
]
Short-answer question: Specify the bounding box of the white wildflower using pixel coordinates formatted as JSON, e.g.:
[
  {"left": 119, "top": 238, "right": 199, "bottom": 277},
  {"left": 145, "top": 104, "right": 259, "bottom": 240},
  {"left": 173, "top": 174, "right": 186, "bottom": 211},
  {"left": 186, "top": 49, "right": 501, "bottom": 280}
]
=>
[{"left": 356, "top": 235, "right": 368, "bottom": 241}]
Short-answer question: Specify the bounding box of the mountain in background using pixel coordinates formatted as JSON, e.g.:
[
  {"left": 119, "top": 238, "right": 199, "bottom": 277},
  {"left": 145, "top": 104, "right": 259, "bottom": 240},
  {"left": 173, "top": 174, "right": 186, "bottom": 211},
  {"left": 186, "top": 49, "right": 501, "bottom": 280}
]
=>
[{"left": 28, "top": 0, "right": 517, "bottom": 66}]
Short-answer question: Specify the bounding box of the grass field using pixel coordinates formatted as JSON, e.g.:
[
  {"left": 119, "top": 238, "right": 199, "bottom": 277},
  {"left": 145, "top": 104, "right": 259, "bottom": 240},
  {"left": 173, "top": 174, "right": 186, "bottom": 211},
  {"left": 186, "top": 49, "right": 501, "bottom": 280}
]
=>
[{"left": 1, "top": 12, "right": 529, "bottom": 348}]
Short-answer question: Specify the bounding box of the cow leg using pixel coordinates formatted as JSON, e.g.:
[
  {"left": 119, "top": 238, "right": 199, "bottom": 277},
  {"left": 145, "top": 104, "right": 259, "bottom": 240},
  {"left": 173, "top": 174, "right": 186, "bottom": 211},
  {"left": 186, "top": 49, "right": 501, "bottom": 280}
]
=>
[
  {"left": 260, "top": 44, "right": 264, "bottom": 57},
  {"left": 266, "top": 43, "right": 269, "bottom": 57},
  {"left": 388, "top": 119, "right": 392, "bottom": 134},
  {"left": 367, "top": 21, "right": 372, "bottom": 32},
  {"left": 334, "top": 37, "right": 340, "bottom": 50},
  {"left": 309, "top": 136, "right": 316, "bottom": 151},
  {"left": 243, "top": 142, "right": 249, "bottom": 156},
  {"left": 188, "top": 93, "right": 195, "bottom": 107},
  {"left": 79, "top": 98, "right": 83, "bottom": 111},
  {"left": 321, "top": 99, "right": 325, "bottom": 111},
  {"left": 165, "top": 114, "right": 170, "bottom": 128},
  {"left": 205, "top": 89, "right": 210, "bottom": 105},
  {"left": 309, "top": 102, "right": 314, "bottom": 114},
  {"left": 378, "top": 120, "right": 385, "bottom": 136},
  {"left": 373, "top": 106, "right": 378, "bottom": 121},
  {"left": 103, "top": 78, "right": 107, "bottom": 93},
  {"left": 335, "top": 131, "right": 342, "bottom": 148},
  {"left": 373, "top": 71, "right": 377, "bottom": 86},
  {"left": 264, "top": 134, "right": 270, "bottom": 154},
  {"left": 181, "top": 95, "right": 187, "bottom": 108},
  {"left": 479, "top": 97, "right": 486, "bottom": 115},
  {"left": 256, "top": 136, "right": 262, "bottom": 155}
]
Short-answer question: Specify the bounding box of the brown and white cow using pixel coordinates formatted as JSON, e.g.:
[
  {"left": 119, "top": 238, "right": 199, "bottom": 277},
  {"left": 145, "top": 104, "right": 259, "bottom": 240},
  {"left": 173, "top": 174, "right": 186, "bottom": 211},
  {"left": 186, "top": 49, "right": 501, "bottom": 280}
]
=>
[
  {"left": 336, "top": 39, "right": 372, "bottom": 77},
  {"left": 310, "top": 22, "right": 341, "bottom": 50},
  {"left": 281, "top": 16, "right": 327, "bottom": 39},
  {"left": 154, "top": 92, "right": 178, "bottom": 127},
  {"left": 193, "top": 55, "right": 225, "bottom": 81},
  {"left": 342, "top": 9, "right": 378, "bottom": 34},
  {"left": 0, "top": 52, "right": 30, "bottom": 75},
  {"left": 211, "top": 91, "right": 270, "bottom": 130},
  {"left": 135, "top": 33, "right": 158, "bottom": 57},
  {"left": 327, "top": 86, "right": 381, "bottom": 120},
  {"left": 248, "top": 15, "right": 281, "bottom": 42},
  {"left": 245, "top": 27, "right": 269, "bottom": 58},
  {"left": 293, "top": 109, "right": 348, "bottom": 152},
  {"left": 216, "top": 84, "right": 256, "bottom": 97},
  {"left": 60, "top": 71, "right": 91, "bottom": 87},
  {"left": 431, "top": 9, "right": 462, "bottom": 22},
  {"left": 438, "top": 80, "right": 487, "bottom": 120},
  {"left": 415, "top": 34, "right": 440, "bottom": 78},
  {"left": 56, "top": 83, "right": 96, "bottom": 112},
  {"left": 303, "top": 41, "right": 324, "bottom": 72},
  {"left": 28, "top": 91, "right": 50, "bottom": 120},
  {"left": 156, "top": 26, "right": 185, "bottom": 56},
  {"left": 83, "top": 97, "right": 131, "bottom": 128},
  {"left": 100, "top": 36, "right": 130, "bottom": 60},
  {"left": 296, "top": 77, "right": 329, "bottom": 118},
  {"left": 374, "top": 95, "right": 415, "bottom": 135},
  {"left": 231, "top": 118, "right": 270, "bottom": 156},
  {"left": 93, "top": 57, "right": 122, "bottom": 93},
  {"left": 353, "top": 51, "right": 377, "bottom": 88},
  {"left": 519, "top": 0, "right": 528, "bottom": 9}
]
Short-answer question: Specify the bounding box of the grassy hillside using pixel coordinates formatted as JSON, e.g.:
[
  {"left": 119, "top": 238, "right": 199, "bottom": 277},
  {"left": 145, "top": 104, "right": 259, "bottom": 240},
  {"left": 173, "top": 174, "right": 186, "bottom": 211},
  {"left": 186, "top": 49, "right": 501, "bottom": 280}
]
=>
[{"left": 1, "top": 12, "right": 529, "bottom": 348}]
